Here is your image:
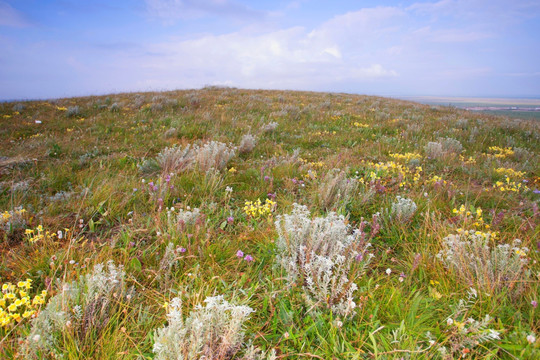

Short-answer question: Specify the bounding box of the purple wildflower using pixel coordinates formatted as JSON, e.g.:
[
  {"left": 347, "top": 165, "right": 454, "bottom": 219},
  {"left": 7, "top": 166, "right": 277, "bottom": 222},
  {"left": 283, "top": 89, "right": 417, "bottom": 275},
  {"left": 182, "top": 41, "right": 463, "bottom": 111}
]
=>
[
  {"left": 236, "top": 250, "right": 244, "bottom": 258},
  {"left": 244, "top": 254, "right": 254, "bottom": 262}
]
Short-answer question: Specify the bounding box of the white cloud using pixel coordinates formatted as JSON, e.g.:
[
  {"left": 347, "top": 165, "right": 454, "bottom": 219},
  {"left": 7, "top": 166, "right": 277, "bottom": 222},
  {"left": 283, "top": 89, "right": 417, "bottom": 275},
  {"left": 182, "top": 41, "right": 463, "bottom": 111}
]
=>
[{"left": 119, "top": 7, "right": 403, "bottom": 90}]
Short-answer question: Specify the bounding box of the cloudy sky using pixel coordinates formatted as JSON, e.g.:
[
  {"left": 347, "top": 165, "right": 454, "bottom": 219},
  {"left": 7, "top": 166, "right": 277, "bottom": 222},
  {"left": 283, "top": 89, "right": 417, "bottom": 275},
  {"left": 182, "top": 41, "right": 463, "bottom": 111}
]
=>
[{"left": 1, "top": 0, "right": 539, "bottom": 100}]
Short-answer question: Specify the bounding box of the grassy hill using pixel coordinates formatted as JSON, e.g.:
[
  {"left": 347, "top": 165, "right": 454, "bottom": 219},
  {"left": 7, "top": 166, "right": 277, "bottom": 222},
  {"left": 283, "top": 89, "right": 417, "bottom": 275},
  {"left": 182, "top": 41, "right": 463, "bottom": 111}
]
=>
[{"left": 1, "top": 87, "right": 539, "bottom": 359}]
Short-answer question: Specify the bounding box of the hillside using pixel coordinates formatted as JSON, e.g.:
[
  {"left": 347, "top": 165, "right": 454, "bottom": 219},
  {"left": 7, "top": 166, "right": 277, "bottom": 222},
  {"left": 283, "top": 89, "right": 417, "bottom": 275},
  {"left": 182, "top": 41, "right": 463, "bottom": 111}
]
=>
[{"left": 1, "top": 88, "right": 539, "bottom": 359}]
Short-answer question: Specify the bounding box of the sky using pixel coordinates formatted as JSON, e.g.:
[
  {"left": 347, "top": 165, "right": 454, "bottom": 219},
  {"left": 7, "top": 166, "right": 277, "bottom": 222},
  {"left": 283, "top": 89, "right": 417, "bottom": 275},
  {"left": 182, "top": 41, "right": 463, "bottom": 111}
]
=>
[{"left": 0, "top": 0, "right": 539, "bottom": 100}]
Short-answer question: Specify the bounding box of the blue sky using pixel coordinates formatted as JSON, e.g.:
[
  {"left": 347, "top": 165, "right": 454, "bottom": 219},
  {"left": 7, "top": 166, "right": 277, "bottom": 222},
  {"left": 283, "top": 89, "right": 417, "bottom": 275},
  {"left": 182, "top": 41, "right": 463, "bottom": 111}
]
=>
[{"left": 1, "top": 0, "right": 539, "bottom": 100}]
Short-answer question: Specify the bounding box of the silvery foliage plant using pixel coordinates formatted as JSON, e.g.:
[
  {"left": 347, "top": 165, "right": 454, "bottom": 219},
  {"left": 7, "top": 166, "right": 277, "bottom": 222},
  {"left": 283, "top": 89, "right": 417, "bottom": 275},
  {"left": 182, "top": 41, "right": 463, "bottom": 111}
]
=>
[
  {"left": 390, "top": 196, "right": 417, "bottom": 223},
  {"left": 153, "top": 295, "right": 255, "bottom": 360},
  {"left": 275, "top": 204, "right": 373, "bottom": 318}
]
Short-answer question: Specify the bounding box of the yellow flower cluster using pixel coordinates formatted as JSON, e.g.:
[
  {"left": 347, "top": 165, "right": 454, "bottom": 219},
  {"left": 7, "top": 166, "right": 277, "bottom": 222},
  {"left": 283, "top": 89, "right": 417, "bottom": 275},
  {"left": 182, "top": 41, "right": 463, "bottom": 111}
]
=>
[
  {"left": 453, "top": 205, "right": 488, "bottom": 229},
  {"left": 302, "top": 169, "right": 317, "bottom": 181},
  {"left": 455, "top": 228, "right": 497, "bottom": 240},
  {"left": 56, "top": 106, "right": 67, "bottom": 111},
  {"left": 310, "top": 130, "right": 337, "bottom": 136},
  {"left": 353, "top": 122, "right": 369, "bottom": 128},
  {"left": 494, "top": 167, "right": 525, "bottom": 178},
  {"left": 493, "top": 176, "right": 527, "bottom": 193},
  {"left": 243, "top": 199, "right": 276, "bottom": 219},
  {"left": 427, "top": 175, "right": 447, "bottom": 185},
  {"left": 0, "top": 279, "right": 47, "bottom": 328},
  {"left": 1, "top": 208, "right": 26, "bottom": 222},
  {"left": 0, "top": 208, "right": 26, "bottom": 229},
  {"left": 487, "top": 146, "right": 514, "bottom": 158},
  {"left": 389, "top": 152, "right": 422, "bottom": 163},
  {"left": 459, "top": 155, "right": 476, "bottom": 164},
  {"left": 299, "top": 158, "right": 324, "bottom": 169},
  {"left": 358, "top": 161, "right": 423, "bottom": 189},
  {"left": 24, "top": 225, "right": 58, "bottom": 243}
]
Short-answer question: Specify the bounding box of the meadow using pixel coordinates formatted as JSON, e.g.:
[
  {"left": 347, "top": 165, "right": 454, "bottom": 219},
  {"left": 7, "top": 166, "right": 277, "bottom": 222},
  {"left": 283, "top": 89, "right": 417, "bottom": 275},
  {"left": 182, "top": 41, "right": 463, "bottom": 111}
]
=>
[{"left": 0, "top": 87, "right": 538, "bottom": 359}]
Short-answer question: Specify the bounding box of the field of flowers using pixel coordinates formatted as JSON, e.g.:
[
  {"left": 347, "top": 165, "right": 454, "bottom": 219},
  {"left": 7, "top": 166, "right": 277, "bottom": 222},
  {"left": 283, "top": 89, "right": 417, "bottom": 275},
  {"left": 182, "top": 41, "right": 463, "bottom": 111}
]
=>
[{"left": 0, "top": 87, "right": 538, "bottom": 359}]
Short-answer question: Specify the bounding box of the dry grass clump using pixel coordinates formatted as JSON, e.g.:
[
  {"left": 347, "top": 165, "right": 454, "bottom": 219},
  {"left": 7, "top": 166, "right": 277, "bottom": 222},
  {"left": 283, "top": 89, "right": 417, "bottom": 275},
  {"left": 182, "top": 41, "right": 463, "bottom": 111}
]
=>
[
  {"left": 261, "top": 121, "right": 278, "bottom": 133},
  {"left": 425, "top": 137, "right": 462, "bottom": 159},
  {"left": 194, "top": 141, "right": 236, "bottom": 172},
  {"left": 153, "top": 295, "right": 255, "bottom": 360},
  {"left": 141, "top": 141, "right": 235, "bottom": 174},
  {"left": 238, "top": 134, "right": 257, "bottom": 154},
  {"left": 437, "top": 231, "right": 530, "bottom": 295},
  {"left": 425, "top": 141, "right": 444, "bottom": 159},
  {"left": 157, "top": 144, "right": 195, "bottom": 174},
  {"left": 317, "top": 169, "right": 357, "bottom": 211},
  {"left": 275, "top": 204, "right": 373, "bottom": 317},
  {"left": 439, "top": 137, "right": 463, "bottom": 154}
]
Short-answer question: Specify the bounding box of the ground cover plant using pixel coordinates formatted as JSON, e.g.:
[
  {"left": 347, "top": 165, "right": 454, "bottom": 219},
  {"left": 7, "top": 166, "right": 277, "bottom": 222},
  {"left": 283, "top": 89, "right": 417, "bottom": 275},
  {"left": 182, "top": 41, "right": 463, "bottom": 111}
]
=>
[{"left": 0, "top": 87, "right": 538, "bottom": 359}]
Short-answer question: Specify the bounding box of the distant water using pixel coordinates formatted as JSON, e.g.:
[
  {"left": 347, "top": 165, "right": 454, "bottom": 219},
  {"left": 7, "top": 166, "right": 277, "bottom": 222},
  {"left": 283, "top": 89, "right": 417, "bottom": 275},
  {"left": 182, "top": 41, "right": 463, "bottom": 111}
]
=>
[{"left": 396, "top": 96, "right": 540, "bottom": 120}]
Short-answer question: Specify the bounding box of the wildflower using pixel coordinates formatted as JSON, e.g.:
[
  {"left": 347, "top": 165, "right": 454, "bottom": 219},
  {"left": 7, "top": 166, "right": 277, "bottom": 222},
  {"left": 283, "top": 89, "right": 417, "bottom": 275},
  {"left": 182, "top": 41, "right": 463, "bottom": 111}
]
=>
[
  {"left": 527, "top": 334, "right": 536, "bottom": 344},
  {"left": 399, "top": 272, "right": 406, "bottom": 282},
  {"left": 178, "top": 247, "right": 186, "bottom": 253},
  {"left": 236, "top": 250, "right": 244, "bottom": 258},
  {"left": 385, "top": 268, "right": 392, "bottom": 275},
  {"left": 532, "top": 300, "right": 538, "bottom": 308},
  {"left": 244, "top": 255, "right": 254, "bottom": 262}
]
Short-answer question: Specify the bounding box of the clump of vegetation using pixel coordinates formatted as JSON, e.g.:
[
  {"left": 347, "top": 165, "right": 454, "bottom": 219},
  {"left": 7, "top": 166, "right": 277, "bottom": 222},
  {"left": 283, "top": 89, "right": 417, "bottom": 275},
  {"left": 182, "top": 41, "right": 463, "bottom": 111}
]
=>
[
  {"left": 390, "top": 196, "right": 417, "bottom": 223},
  {"left": 22, "top": 261, "right": 129, "bottom": 359},
  {"left": 275, "top": 204, "right": 373, "bottom": 317},
  {"left": 156, "top": 144, "right": 195, "bottom": 174},
  {"left": 317, "top": 168, "right": 357, "bottom": 210},
  {"left": 193, "top": 141, "right": 236, "bottom": 172},
  {"left": 437, "top": 231, "right": 530, "bottom": 295},
  {"left": 153, "top": 295, "right": 255, "bottom": 360},
  {"left": 238, "top": 134, "right": 257, "bottom": 154}
]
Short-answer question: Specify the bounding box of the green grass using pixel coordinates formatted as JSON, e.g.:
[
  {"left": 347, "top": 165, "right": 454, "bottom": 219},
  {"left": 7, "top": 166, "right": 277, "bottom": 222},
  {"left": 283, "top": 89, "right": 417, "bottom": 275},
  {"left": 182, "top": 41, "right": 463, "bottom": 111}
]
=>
[{"left": 0, "top": 88, "right": 538, "bottom": 359}]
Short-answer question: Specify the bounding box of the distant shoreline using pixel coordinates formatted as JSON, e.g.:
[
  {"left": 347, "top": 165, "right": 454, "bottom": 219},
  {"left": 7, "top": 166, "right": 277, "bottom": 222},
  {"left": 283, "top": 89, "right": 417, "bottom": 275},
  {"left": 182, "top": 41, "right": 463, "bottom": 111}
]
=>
[{"left": 398, "top": 96, "right": 540, "bottom": 106}]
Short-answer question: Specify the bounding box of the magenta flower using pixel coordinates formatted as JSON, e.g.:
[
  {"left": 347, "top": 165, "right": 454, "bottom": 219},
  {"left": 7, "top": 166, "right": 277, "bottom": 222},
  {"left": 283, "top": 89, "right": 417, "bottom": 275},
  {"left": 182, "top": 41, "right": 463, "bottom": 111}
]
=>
[
  {"left": 532, "top": 300, "right": 538, "bottom": 308},
  {"left": 244, "top": 254, "right": 254, "bottom": 262},
  {"left": 236, "top": 250, "right": 244, "bottom": 258},
  {"left": 179, "top": 247, "right": 187, "bottom": 253},
  {"left": 227, "top": 216, "right": 234, "bottom": 224}
]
